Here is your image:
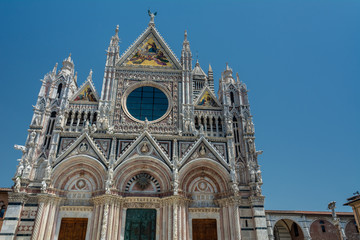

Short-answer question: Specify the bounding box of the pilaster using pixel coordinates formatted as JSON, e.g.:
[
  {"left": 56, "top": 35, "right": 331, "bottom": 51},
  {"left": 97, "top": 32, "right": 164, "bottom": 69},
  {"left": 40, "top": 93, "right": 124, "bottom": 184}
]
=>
[
  {"left": 0, "top": 192, "right": 28, "bottom": 240},
  {"left": 249, "top": 196, "right": 268, "bottom": 240}
]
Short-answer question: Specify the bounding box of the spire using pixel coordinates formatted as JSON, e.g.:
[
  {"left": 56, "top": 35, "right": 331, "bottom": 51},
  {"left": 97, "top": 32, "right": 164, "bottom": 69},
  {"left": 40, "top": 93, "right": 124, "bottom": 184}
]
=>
[
  {"left": 208, "top": 64, "right": 213, "bottom": 73},
  {"left": 61, "top": 53, "right": 74, "bottom": 75},
  {"left": 182, "top": 30, "right": 191, "bottom": 52},
  {"left": 223, "top": 63, "right": 234, "bottom": 84},
  {"left": 115, "top": 25, "right": 119, "bottom": 36},
  {"left": 110, "top": 25, "right": 120, "bottom": 47},
  {"left": 52, "top": 63, "right": 58, "bottom": 76}
]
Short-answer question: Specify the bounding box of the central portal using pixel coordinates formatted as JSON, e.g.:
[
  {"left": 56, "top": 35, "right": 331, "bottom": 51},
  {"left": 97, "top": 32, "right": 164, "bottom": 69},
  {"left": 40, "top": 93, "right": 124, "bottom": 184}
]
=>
[{"left": 124, "top": 209, "right": 156, "bottom": 240}]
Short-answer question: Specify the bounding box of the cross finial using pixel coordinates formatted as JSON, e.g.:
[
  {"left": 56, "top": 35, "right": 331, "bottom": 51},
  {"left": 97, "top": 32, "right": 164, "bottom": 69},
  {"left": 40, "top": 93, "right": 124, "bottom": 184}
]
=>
[{"left": 148, "top": 10, "right": 157, "bottom": 26}]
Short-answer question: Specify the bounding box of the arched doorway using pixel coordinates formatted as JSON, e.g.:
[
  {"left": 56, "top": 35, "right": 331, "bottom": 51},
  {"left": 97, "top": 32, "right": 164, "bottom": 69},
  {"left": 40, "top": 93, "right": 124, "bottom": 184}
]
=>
[{"left": 274, "top": 219, "right": 304, "bottom": 240}]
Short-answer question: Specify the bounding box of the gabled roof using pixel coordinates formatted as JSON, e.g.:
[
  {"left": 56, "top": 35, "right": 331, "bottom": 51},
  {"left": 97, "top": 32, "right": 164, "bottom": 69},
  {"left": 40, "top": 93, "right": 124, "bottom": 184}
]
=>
[
  {"left": 69, "top": 78, "right": 99, "bottom": 103},
  {"left": 192, "top": 60, "right": 207, "bottom": 79},
  {"left": 117, "top": 25, "right": 182, "bottom": 70},
  {"left": 54, "top": 132, "right": 108, "bottom": 168},
  {"left": 179, "top": 136, "right": 229, "bottom": 171},
  {"left": 194, "top": 86, "right": 222, "bottom": 109},
  {"left": 115, "top": 131, "right": 171, "bottom": 168}
]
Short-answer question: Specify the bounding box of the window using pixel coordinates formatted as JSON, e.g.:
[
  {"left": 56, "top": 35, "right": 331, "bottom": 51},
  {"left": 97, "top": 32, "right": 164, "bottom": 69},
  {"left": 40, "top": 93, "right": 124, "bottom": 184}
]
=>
[
  {"left": 230, "top": 92, "right": 235, "bottom": 105},
  {"left": 57, "top": 83, "right": 63, "bottom": 98},
  {"left": 126, "top": 86, "right": 168, "bottom": 121},
  {"left": 43, "top": 111, "right": 56, "bottom": 149},
  {"left": 319, "top": 220, "right": 326, "bottom": 233},
  {"left": 0, "top": 206, "right": 6, "bottom": 219}
]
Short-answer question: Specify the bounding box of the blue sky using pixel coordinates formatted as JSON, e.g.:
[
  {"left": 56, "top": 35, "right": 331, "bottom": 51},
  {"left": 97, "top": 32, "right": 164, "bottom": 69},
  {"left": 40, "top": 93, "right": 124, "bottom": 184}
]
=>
[{"left": 0, "top": 0, "right": 359, "bottom": 212}]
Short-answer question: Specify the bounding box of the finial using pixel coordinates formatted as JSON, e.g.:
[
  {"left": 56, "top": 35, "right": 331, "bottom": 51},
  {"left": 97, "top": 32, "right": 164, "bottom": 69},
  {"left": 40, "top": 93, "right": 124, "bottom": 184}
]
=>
[
  {"left": 184, "top": 30, "right": 188, "bottom": 41},
  {"left": 208, "top": 64, "right": 213, "bottom": 72},
  {"left": 67, "top": 53, "right": 72, "bottom": 61},
  {"left": 52, "top": 63, "right": 58, "bottom": 75},
  {"left": 148, "top": 10, "right": 157, "bottom": 26},
  {"left": 195, "top": 59, "right": 200, "bottom": 67},
  {"left": 236, "top": 72, "right": 240, "bottom": 82},
  {"left": 87, "top": 69, "right": 93, "bottom": 81},
  {"left": 115, "top": 25, "right": 119, "bottom": 35}
]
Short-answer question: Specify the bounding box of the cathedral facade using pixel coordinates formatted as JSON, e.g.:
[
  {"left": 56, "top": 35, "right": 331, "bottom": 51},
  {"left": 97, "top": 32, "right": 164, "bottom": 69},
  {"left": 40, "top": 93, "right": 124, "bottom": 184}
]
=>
[{"left": 0, "top": 15, "right": 267, "bottom": 240}]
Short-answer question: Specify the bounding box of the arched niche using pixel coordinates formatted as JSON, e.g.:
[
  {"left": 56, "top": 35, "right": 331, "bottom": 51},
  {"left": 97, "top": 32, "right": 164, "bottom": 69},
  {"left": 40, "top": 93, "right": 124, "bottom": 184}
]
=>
[
  {"left": 114, "top": 157, "right": 172, "bottom": 196},
  {"left": 180, "top": 159, "right": 229, "bottom": 205}
]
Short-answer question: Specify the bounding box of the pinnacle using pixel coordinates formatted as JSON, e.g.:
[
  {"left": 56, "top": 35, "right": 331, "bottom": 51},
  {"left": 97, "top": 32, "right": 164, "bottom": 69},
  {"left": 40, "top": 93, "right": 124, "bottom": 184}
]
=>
[
  {"left": 87, "top": 69, "right": 93, "bottom": 81},
  {"left": 208, "top": 64, "right": 213, "bottom": 72}
]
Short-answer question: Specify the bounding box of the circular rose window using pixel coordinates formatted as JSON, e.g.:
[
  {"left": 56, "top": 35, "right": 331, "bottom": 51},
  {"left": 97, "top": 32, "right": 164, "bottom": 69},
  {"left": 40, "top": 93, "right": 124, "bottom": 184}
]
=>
[{"left": 126, "top": 86, "right": 169, "bottom": 121}]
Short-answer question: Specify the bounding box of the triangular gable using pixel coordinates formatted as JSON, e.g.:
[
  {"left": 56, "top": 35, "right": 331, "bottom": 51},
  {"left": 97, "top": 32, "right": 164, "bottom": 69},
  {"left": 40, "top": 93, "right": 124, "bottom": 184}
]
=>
[
  {"left": 54, "top": 132, "right": 108, "bottom": 168},
  {"left": 115, "top": 131, "right": 171, "bottom": 168},
  {"left": 179, "top": 136, "right": 229, "bottom": 171},
  {"left": 70, "top": 80, "right": 99, "bottom": 103},
  {"left": 117, "top": 26, "right": 181, "bottom": 70},
  {"left": 194, "top": 86, "right": 222, "bottom": 109}
]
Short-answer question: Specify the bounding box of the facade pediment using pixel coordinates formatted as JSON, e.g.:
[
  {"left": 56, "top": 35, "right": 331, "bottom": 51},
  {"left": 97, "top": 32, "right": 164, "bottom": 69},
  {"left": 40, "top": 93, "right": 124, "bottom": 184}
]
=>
[
  {"left": 69, "top": 79, "right": 99, "bottom": 104},
  {"left": 194, "top": 86, "right": 222, "bottom": 109},
  {"left": 179, "top": 136, "right": 229, "bottom": 171},
  {"left": 55, "top": 133, "right": 108, "bottom": 168},
  {"left": 116, "top": 131, "right": 171, "bottom": 168},
  {"left": 117, "top": 26, "right": 181, "bottom": 70}
]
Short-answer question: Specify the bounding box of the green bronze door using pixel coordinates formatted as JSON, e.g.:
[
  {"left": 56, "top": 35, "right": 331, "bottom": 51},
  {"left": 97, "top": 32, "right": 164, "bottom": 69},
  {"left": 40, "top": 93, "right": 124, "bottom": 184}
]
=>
[{"left": 124, "top": 209, "right": 156, "bottom": 240}]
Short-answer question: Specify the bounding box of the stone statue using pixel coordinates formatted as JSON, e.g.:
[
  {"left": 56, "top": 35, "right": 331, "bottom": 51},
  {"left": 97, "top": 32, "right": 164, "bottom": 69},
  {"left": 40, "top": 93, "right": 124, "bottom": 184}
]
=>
[
  {"left": 23, "top": 163, "right": 32, "bottom": 177},
  {"left": 256, "top": 168, "right": 262, "bottom": 183},
  {"left": 105, "top": 179, "right": 112, "bottom": 194},
  {"left": 91, "top": 123, "right": 97, "bottom": 134},
  {"left": 28, "top": 131, "right": 36, "bottom": 147},
  {"left": 255, "top": 184, "right": 262, "bottom": 196},
  {"left": 32, "top": 115, "right": 40, "bottom": 126},
  {"left": 199, "top": 125, "right": 204, "bottom": 136},
  {"left": 57, "top": 114, "right": 64, "bottom": 127},
  {"left": 83, "top": 119, "right": 89, "bottom": 133},
  {"left": 246, "top": 119, "right": 254, "bottom": 134},
  {"left": 144, "top": 117, "right": 149, "bottom": 130},
  {"left": 16, "top": 162, "right": 24, "bottom": 177},
  {"left": 232, "top": 182, "right": 239, "bottom": 194},
  {"left": 250, "top": 169, "right": 255, "bottom": 183},
  {"left": 45, "top": 164, "right": 52, "bottom": 179},
  {"left": 230, "top": 167, "right": 236, "bottom": 182},
  {"left": 141, "top": 142, "right": 149, "bottom": 153},
  {"left": 199, "top": 146, "right": 206, "bottom": 156},
  {"left": 148, "top": 10, "right": 157, "bottom": 24},
  {"left": 248, "top": 139, "right": 255, "bottom": 153},
  {"left": 172, "top": 162, "right": 180, "bottom": 195},
  {"left": 41, "top": 180, "right": 47, "bottom": 192},
  {"left": 14, "top": 177, "right": 21, "bottom": 192}
]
